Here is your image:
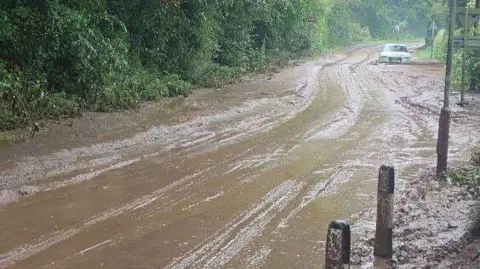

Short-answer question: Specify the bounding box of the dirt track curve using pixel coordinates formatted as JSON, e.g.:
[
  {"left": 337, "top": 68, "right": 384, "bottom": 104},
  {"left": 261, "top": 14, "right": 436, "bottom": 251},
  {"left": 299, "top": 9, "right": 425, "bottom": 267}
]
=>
[{"left": 1, "top": 45, "right": 479, "bottom": 269}]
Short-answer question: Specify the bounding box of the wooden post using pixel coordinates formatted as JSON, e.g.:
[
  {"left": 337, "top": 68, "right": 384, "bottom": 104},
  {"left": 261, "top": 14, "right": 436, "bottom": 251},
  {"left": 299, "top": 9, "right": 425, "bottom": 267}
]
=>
[
  {"left": 436, "top": 107, "right": 452, "bottom": 176},
  {"left": 437, "top": 0, "right": 456, "bottom": 176},
  {"left": 325, "top": 220, "right": 350, "bottom": 269},
  {"left": 374, "top": 165, "right": 395, "bottom": 259}
]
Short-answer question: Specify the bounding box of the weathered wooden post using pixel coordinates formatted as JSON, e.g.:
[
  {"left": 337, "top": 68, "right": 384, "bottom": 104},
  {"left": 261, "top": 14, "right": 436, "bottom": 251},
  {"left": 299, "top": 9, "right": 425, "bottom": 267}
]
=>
[
  {"left": 325, "top": 220, "right": 351, "bottom": 269},
  {"left": 436, "top": 0, "right": 456, "bottom": 176},
  {"left": 374, "top": 165, "right": 395, "bottom": 259}
]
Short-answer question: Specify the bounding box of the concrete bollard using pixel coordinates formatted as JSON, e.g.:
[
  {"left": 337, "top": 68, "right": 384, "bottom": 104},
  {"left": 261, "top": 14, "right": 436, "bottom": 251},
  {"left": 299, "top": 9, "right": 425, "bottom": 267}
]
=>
[
  {"left": 325, "top": 220, "right": 351, "bottom": 269},
  {"left": 374, "top": 165, "right": 395, "bottom": 259}
]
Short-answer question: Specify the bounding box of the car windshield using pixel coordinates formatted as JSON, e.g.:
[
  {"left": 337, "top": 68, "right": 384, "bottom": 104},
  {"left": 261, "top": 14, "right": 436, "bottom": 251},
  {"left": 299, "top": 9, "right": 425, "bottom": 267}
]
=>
[{"left": 383, "top": 45, "right": 408, "bottom": 52}]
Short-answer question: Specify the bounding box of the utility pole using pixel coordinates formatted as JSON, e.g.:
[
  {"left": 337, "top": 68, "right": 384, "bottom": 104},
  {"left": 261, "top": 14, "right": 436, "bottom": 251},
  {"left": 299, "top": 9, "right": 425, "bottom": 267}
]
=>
[
  {"left": 436, "top": 0, "right": 456, "bottom": 176},
  {"left": 461, "top": 6, "right": 468, "bottom": 105}
]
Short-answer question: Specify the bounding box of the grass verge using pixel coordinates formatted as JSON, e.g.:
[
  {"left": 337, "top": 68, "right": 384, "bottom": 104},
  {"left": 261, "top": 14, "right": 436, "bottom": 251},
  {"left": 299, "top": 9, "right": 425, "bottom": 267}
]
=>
[
  {"left": 414, "top": 47, "right": 434, "bottom": 60},
  {"left": 445, "top": 151, "right": 480, "bottom": 187}
]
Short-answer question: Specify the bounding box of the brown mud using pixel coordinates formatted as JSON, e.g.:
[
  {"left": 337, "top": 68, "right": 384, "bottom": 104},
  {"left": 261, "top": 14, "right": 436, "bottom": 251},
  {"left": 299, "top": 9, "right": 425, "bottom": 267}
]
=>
[
  {"left": 0, "top": 45, "right": 479, "bottom": 269},
  {"left": 351, "top": 169, "right": 480, "bottom": 269}
]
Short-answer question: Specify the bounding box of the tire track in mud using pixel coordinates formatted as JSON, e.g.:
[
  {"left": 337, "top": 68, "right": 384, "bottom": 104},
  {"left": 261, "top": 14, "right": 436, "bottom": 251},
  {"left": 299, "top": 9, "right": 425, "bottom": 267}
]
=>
[
  {"left": 0, "top": 47, "right": 364, "bottom": 196},
  {"left": 161, "top": 47, "right": 395, "bottom": 268},
  {"left": 2, "top": 46, "right": 478, "bottom": 269},
  {"left": 0, "top": 138, "right": 276, "bottom": 268},
  {"left": 0, "top": 59, "right": 324, "bottom": 200},
  {"left": 0, "top": 120, "right": 307, "bottom": 268},
  {"left": 18, "top": 47, "right": 374, "bottom": 264},
  {"left": 165, "top": 180, "right": 304, "bottom": 269},
  {"left": 219, "top": 49, "right": 478, "bottom": 268},
  {"left": 303, "top": 49, "right": 373, "bottom": 141},
  {"left": 0, "top": 132, "right": 295, "bottom": 267},
  {"left": 374, "top": 66, "right": 480, "bottom": 162},
  {"left": 0, "top": 49, "right": 385, "bottom": 269},
  {"left": 165, "top": 48, "right": 396, "bottom": 269},
  {"left": 178, "top": 49, "right": 474, "bottom": 269},
  {"left": 0, "top": 170, "right": 207, "bottom": 268},
  {"left": 276, "top": 164, "right": 353, "bottom": 229},
  {"left": 0, "top": 49, "right": 355, "bottom": 209}
]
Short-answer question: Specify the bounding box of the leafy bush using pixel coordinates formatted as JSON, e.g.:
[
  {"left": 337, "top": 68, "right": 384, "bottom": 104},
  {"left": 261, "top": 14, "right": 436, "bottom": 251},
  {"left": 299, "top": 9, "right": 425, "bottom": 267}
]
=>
[
  {"left": 432, "top": 29, "right": 447, "bottom": 61},
  {"left": 0, "top": 60, "right": 79, "bottom": 130},
  {"left": 432, "top": 28, "right": 478, "bottom": 89}
]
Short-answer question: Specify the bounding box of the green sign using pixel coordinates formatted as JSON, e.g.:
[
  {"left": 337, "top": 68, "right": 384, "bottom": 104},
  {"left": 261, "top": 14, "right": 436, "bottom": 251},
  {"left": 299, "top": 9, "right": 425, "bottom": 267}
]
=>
[
  {"left": 456, "top": 7, "right": 480, "bottom": 29},
  {"left": 453, "top": 36, "right": 480, "bottom": 48}
]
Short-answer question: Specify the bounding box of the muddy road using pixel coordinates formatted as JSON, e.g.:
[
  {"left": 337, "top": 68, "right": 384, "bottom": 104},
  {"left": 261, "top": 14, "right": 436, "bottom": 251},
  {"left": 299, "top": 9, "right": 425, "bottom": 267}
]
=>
[{"left": 1, "top": 46, "right": 479, "bottom": 269}]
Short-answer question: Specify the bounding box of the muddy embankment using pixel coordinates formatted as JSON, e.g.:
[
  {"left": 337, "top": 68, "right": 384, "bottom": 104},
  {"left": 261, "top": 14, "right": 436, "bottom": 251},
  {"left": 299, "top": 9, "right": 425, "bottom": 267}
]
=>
[{"left": 351, "top": 168, "right": 479, "bottom": 269}]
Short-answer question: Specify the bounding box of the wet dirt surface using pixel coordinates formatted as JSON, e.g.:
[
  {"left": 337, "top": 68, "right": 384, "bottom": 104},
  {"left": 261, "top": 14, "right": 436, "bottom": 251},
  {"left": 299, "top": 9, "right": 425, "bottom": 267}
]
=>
[
  {"left": 351, "top": 169, "right": 480, "bottom": 269},
  {"left": 1, "top": 45, "right": 479, "bottom": 269}
]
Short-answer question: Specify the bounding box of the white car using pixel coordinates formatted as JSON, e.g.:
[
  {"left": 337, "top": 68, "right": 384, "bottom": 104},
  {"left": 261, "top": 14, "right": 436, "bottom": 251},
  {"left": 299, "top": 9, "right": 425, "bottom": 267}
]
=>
[{"left": 378, "top": 43, "right": 412, "bottom": 64}]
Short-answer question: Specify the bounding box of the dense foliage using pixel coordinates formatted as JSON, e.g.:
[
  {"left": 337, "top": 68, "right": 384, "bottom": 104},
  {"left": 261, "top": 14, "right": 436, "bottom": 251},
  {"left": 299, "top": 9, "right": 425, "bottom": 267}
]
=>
[
  {"left": 0, "top": 0, "right": 435, "bottom": 130},
  {"left": 429, "top": 0, "right": 480, "bottom": 91}
]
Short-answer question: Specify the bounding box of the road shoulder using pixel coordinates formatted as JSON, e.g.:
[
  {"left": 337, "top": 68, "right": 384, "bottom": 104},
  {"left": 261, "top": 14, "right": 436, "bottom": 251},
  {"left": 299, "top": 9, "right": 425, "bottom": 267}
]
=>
[{"left": 351, "top": 164, "right": 480, "bottom": 269}]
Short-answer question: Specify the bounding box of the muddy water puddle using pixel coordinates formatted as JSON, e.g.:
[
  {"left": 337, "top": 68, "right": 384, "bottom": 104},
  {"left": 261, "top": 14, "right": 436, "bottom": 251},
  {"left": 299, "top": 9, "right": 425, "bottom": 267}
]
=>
[{"left": 1, "top": 46, "right": 479, "bottom": 268}]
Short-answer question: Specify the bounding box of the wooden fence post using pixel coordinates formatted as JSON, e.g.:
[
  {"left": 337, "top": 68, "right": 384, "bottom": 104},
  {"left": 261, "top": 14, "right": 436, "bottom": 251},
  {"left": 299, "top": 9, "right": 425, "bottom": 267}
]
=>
[
  {"left": 374, "top": 165, "right": 395, "bottom": 259},
  {"left": 325, "top": 220, "right": 350, "bottom": 269}
]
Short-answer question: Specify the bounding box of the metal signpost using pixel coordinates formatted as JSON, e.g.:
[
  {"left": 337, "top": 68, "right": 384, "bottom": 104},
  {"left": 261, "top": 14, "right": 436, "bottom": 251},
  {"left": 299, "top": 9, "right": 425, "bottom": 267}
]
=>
[
  {"left": 462, "top": 7, "right": 469, "bottom": 104},
  {"left": 453, "top": 36, "right": 480, "bottom": 47},
  {"left": 437, "top": 0, "right": 480, "bottom": 176}
]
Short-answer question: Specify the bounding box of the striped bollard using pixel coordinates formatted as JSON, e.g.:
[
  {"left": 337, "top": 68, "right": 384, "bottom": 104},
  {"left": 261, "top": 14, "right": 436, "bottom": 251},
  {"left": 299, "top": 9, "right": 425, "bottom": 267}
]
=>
[
  {"left": 374, "top": 165, "right": 395, "bottom": 259},
  {"left": 325, "top": 220, "right": 351, "bottom": 269}
]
